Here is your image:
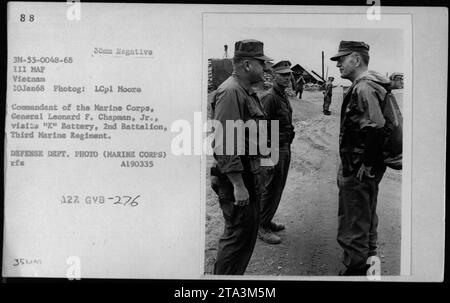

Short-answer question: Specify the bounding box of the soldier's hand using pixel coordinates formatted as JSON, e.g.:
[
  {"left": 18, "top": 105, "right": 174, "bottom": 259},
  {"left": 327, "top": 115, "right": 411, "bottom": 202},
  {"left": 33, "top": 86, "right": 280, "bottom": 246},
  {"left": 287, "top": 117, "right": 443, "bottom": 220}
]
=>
[
  {"left": 357, "top": 164, "right": 375, "bottom": 181},
  {"left": 233, "top": 184, "right": 250, "bottom": 207}
]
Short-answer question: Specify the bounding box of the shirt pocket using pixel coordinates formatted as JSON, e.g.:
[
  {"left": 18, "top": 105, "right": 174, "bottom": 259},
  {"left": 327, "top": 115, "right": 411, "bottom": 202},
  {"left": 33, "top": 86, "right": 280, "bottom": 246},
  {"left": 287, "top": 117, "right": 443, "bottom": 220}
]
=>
[{"left": 246, "top": 97, "right": 265, "bottom": 120}]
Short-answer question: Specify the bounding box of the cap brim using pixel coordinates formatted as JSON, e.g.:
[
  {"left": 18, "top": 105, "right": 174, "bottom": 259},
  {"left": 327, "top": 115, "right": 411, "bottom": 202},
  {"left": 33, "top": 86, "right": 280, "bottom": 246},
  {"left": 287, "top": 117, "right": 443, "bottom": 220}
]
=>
[
  {"left": 254, "top": 55, "right": 273, "bottom": 62},
  {"left": 273, "top": 68, "right": 293, "bottom": 74},
  {"left": 330, "top": 51, "right": 353, "bottom": 61}
]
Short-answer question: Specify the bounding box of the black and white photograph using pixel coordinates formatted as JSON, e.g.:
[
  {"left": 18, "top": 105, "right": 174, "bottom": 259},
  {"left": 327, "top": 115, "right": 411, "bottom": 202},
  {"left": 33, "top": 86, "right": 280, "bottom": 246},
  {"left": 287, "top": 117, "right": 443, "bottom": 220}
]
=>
[
  {"left": 1, "top": 2, "right": 446, "bottom": 288},
  {"left": 204, "top": 13, "right": 410, "bottom": 277}
]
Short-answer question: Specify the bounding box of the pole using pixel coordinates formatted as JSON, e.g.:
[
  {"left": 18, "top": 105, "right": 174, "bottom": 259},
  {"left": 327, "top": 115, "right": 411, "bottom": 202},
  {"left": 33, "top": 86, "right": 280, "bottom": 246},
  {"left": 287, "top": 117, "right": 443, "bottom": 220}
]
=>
[{"left": 321, "top": 51, "right": 324, "bottom": 80}]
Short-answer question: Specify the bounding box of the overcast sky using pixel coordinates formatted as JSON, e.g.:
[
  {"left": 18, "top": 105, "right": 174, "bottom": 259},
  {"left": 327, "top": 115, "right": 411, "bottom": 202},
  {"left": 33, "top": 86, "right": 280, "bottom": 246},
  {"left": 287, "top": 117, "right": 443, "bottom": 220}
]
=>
[{"left": 205, "top": 27, "right": 405, "bottom": 85}]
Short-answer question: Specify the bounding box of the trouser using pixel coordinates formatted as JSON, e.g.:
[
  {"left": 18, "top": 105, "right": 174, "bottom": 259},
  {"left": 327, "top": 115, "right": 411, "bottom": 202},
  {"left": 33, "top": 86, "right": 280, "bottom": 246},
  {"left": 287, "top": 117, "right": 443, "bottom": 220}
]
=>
[
  {"left": 260, "top": 145, "right": 291, "bottom": 228},
  {"left": 211, "top": 165, "right": 263, "bottom": 275},
  {"left": 295, "top": 88, "right": 303, "bottom": 99},
  {"left": 337, "top": 164, "right": 386, "bottom": 271},
  {"left": 323, "top": 95, "right": 332, "bottom": 112}
]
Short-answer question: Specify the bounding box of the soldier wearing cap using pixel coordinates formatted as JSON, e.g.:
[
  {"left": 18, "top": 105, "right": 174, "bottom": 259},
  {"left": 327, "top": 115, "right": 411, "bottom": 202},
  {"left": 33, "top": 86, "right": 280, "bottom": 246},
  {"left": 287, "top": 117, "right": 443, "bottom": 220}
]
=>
[
  {"left": 331, "top": 41, "right": 391, "bottom": 275},
  {"left": 210, "top": 39, "right": 272, "bottom": 274},
  {"left": 323, "top": 76, "right": 334, "bottom": 115},
  {"left": 258, "top": 60, "right": 295, "bottom": 244},
  {"left": 295, "top": 75, "right": 305, "bottom": 99}
]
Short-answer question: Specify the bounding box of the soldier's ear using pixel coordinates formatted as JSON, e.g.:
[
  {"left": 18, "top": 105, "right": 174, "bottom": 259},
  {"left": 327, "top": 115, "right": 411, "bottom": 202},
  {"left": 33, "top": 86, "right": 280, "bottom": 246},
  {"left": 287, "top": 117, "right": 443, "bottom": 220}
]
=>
[
  {"left": 354, "top": 54, "right": 362, "bottom": 67},
  {"left": 244, "top": 60, "right": 251, "bottom": 72}
]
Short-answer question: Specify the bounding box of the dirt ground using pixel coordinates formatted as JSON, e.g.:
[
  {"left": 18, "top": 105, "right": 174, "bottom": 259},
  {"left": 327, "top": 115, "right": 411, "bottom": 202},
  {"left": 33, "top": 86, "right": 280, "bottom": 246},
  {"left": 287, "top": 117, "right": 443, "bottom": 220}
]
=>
[{"left": 205, "top": 88, "right": 402, "bottom": 276}]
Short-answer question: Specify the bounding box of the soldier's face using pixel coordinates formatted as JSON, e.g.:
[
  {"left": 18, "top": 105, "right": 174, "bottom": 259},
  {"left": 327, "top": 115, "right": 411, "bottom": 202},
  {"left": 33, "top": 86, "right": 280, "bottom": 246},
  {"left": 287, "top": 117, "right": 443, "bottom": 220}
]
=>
[
  {"left": 274, "top": 73, "right": 292, "bottom": 88},
  {"left": 247, "top": 59, "right": 265, "bottom": 84},
  {"left": 336, "top": 53, "right": 356, "bottom": 79}
]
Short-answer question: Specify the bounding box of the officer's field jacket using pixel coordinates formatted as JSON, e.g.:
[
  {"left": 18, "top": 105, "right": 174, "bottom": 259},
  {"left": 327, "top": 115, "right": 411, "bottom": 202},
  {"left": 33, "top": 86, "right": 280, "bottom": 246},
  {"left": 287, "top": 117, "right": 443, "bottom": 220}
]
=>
[{"left": 339, "top": 70, "right": 391, "bottom": 175}]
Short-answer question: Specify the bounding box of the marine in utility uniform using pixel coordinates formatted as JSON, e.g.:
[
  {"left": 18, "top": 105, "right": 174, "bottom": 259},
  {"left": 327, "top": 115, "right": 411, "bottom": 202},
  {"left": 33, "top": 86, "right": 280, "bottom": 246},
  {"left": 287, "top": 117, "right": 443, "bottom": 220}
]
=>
[
  {"left": 323, "top": 76, "right": 334, "bottom": 115},
  {"left": 210, "top": 39, "right": 272, "bottom": 275},
  {"left": 258, "top": 60, "right": 295, "bottom": 245},
  {"left": 295, "top": 75, "right": 305, "bottom": 99}
]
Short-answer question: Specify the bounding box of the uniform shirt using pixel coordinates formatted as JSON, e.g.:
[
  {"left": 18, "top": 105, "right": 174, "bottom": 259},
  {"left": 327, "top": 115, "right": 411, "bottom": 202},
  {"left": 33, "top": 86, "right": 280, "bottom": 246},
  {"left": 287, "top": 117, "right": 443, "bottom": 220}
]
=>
[
  {"left": 295, "top": 77, "right": 305, "bottom": 90},
  {"left": 211, "top": 74, "right": 266, "bottom": 174},
  {"left": 339, "top": 71, "right": 387, "bottom": 174},
  {"left": 261, "top": 82, "right": 295, "bottom": 145}
]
